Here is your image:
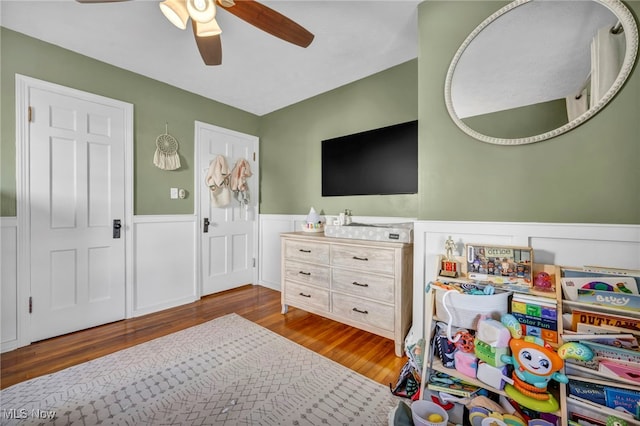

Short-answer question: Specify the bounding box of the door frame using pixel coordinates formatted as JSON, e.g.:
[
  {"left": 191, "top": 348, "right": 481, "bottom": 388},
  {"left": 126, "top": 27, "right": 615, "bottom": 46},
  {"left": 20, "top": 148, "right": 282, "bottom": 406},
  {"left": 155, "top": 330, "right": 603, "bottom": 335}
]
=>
[
  {"left": 15, "top": 74, "right": 134, "bottom": 347},
  {"left": 193, "top": 120, "right": 260, "bottom": 296}
]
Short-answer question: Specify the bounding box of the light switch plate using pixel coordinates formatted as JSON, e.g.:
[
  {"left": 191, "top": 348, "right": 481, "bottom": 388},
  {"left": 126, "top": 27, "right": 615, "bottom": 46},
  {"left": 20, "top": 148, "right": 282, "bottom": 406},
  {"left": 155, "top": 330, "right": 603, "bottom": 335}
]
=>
[{"left": 170, "top": 187, "right": 178, "bottom": 199}]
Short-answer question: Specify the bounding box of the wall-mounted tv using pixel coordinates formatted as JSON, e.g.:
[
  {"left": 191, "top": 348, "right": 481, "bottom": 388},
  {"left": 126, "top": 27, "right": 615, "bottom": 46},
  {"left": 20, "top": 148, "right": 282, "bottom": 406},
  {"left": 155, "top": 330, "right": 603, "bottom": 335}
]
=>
[{"left": 322, "top": 120, "right": 418, "bottom": 196}]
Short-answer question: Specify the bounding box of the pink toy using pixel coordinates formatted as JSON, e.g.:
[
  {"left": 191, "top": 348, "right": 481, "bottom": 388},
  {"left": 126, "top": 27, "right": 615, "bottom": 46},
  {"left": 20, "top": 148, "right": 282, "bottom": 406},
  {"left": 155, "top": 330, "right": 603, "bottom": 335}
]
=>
[
  {"left": 454, "top": 350, "right": 478, "bottom": 378},
  {"left": 533, "top": 272, "right": 555, "bottom": 293}
]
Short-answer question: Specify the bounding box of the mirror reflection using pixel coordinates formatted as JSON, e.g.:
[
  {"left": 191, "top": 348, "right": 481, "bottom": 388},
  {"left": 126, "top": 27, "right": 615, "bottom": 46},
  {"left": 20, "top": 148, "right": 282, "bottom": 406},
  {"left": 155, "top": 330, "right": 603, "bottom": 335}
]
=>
[{"left": 445, "top": 0, "right": 638, "bottom": 145}]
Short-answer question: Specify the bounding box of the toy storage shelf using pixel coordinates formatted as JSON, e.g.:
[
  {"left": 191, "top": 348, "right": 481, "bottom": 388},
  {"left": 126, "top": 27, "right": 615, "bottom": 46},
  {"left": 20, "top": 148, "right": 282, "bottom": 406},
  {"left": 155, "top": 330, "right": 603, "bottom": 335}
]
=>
[
  {"left": 420, "top": 260, "right": 569, "bottom": 424},
  {"left": 560, "top": 265, "right": 640, "bottom": 425},
  {"left": 420, "top": 255, "right": 640, "bottom": 425}
]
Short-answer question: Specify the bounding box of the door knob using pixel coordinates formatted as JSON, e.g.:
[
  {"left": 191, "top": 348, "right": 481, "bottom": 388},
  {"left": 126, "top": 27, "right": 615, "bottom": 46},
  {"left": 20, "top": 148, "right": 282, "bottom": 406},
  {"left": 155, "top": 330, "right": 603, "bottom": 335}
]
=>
[{"left": 113, "top": 219, "right": 122, "bottom": 239}]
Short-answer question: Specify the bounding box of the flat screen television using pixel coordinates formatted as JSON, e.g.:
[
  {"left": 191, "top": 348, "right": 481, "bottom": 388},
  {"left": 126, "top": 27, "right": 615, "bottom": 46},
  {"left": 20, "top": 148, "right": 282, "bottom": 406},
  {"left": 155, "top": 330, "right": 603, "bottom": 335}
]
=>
[{"left": 321, "top": 120, "right": 418, "bottom": 196}]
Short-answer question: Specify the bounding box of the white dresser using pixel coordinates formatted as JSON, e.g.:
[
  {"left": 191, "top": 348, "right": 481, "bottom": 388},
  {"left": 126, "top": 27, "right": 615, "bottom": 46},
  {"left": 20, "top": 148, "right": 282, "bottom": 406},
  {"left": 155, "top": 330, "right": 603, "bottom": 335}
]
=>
[{"left": 280, "top": 232, "right": 413, "bottom": 356}]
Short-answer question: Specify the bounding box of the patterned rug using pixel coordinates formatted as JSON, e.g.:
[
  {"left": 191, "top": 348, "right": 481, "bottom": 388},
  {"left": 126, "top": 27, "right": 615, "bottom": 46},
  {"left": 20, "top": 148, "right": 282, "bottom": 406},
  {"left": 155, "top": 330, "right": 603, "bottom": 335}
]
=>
[{"left": 0, "top": 314, "right": 399, "bottom": 425}]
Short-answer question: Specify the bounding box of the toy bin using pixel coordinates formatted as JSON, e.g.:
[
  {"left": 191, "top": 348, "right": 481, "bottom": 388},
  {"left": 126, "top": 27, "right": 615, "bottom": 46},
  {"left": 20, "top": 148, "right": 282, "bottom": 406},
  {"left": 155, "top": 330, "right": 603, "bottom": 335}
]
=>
[
  {"left": 411, "top": 400, "right": 448, "bottom": 426},
  {"left": 434, "top": 287, "right": 511, "bottom": 330}
]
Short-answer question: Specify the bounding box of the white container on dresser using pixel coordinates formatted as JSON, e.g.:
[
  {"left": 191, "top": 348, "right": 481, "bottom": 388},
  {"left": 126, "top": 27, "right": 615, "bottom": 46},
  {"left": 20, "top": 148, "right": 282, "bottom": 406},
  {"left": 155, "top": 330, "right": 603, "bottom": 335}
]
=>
[{"left": 280, "top": 231, "right": 413, "bottom": 356}]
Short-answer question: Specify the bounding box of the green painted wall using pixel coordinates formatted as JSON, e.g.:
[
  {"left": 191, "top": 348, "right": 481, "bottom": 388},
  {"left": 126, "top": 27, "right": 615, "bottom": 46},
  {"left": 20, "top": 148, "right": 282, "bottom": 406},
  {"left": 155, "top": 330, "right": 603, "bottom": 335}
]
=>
[
  {"left": 0, "top": 28, "right": 259, "bottom": 216},
  {"left": 3, "top": 0, "right": 640, "bottom": 226},
  {"left": 258, "top": 60, "right": 419, "bottom": 217},
  {"left": 418, "top": 1, "right": 639, "bottom": 224}
]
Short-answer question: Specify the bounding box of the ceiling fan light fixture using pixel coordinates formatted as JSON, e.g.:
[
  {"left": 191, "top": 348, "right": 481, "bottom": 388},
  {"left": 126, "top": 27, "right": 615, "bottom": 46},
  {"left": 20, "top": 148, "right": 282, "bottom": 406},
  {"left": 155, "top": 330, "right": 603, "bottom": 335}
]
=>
[
  {"left": 186, "top": 0, "right": 216, "bottom": 23},
  {"left": 159, "top": 0, "right": 189, "bottom": 30},
  {"left": 195, "top": 18, "right": 222, "bottom": 37}
]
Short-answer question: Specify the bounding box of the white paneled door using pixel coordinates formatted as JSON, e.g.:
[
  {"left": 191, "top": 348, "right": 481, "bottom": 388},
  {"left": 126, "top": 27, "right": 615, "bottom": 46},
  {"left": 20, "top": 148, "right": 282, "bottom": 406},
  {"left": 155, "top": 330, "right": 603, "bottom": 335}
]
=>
[
  {"left": 197, "top": 122, "right": 258, "bottom": 296},
  {"left": 26, "top": 83, "right": 128, "bottom": 342}
]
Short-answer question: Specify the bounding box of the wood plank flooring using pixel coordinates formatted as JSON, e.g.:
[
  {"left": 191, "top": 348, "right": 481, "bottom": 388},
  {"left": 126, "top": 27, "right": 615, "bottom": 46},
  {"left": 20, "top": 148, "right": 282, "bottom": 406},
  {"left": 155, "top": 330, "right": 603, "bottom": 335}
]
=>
[{"left": 1, "top": 285, "right": 407, "bottom": 391}]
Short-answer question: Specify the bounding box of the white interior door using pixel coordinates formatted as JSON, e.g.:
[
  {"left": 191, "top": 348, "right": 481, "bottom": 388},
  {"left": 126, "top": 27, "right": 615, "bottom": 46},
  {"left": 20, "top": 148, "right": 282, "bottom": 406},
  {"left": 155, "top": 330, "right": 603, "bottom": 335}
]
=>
[
  {"left": 27, "top": 83, "right": 128, "bottom": 342},
  {"left": 197, "top": 121, "right": 259, "bottom": 296}
]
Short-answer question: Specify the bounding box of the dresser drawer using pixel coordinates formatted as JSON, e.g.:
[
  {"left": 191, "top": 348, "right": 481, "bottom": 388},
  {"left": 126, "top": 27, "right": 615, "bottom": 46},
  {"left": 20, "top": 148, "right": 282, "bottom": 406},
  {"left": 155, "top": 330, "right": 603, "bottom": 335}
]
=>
[
  {"left": 284, "top": 240, "right": 330, "bottom": 264},
  {"left": 284, "top": 260, "right": 330, "bottom": 288},
  {"left": 332, "top": 269, "right": 394, "bottom": 302},
  {"left": 331, "top": 245, "right": 395, "bottom": 274},
  {"left": 284, "top": 281, "right": 330, "bottom": 311},
  {"left": 332, "top": 293, "right": 394, "bottom": 332}
]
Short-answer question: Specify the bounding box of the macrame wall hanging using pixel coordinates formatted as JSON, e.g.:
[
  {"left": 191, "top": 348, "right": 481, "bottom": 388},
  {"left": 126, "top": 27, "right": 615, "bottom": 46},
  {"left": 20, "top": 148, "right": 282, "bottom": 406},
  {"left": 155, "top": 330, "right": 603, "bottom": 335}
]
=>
[{"left": 153, "top": 123, "right": 181, "bottom": 171}]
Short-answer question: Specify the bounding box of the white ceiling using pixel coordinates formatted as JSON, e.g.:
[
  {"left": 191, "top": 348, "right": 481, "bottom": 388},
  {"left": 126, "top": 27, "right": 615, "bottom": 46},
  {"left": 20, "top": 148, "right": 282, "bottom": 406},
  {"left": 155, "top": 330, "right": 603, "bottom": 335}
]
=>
[{"left": 0, "top": 0, "right": 421, "bottom": 116}]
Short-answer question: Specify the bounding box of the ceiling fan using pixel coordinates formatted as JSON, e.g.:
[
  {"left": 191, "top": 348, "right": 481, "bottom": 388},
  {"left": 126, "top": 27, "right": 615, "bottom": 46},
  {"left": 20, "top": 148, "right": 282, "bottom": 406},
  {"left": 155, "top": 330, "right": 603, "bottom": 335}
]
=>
[{"left": 76, "top": 0, "right": 315, "bottom": 66}]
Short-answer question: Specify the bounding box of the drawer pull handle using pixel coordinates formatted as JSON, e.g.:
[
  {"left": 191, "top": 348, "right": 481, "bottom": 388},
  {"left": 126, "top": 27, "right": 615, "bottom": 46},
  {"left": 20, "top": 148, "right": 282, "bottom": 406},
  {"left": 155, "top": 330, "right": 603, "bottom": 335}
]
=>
[
  {"left": 299, "top": 271, "right": 311, "bottom": 276},
  {"left": 299, "top": 249, "right": 311, "bottom": 253},
  {"left": 352, "top": 307, "right": 369, "bottom": 315},
  {"left": 299, "top": 292, "right": 311, "bottom": 298},
  {"left": 352, "top": 256, "right": 369, "bottom": 261},
  {"left": 352, "top": 281, "right": 369, "bottom": 287}
]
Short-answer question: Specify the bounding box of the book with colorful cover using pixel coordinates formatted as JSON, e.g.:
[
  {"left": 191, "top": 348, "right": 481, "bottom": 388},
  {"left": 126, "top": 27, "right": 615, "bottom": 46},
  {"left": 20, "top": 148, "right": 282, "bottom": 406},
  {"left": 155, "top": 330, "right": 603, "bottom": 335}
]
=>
[
  {"left": 426, "top": 371, "right": 481, "bottom": 397},
  {"left": 598, "top": 360, "right": 640, "bottom": 385},
  {"left": 571, "top": 340, "right": 640, "bottom": 370},
  {"left": 604, "top": 387, "right": 640, "bottom": 418},
  {"left": 577, "top": 289, "right": 640, "bottom": 311},
  {"left": 575, "top": 322, "right": 640, "bottom": 337},
  {"left": 562, "top": 333, "right": 639, "bottom": 350},
  {"left": 561, "top": 276, "right": 638, "bottom": 301},
  {"left": 511, "top": 294, "right": 558, "bottom": 344},
  {"left": 567, "top": 380, "right": 606, "bottom": 406},
  {"left": 571, "top": 309, "right": 640, "bottom": 333}
]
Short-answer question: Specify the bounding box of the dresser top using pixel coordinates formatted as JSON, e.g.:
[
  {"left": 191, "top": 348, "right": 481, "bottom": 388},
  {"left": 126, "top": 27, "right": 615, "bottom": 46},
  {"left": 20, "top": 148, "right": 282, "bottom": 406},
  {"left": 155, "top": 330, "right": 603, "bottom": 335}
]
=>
[{"left": 281, "top": 232, "right": 412, "bottom": 248}]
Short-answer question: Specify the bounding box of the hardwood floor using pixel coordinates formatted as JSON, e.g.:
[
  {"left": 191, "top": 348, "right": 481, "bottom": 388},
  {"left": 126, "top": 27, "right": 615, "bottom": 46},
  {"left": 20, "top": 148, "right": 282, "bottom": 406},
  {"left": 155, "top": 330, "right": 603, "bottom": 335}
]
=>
[{"left": 1, "top": 285, "right": 407, "bottom": 390}]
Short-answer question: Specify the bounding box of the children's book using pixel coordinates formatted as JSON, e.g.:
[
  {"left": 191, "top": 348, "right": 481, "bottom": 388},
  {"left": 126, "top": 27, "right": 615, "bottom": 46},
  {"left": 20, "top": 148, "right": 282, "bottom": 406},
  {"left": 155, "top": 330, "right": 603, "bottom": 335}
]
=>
[
  {"left": 571, "top": 309, "right": 640, "bottom": 333},
  {"left": 567, "top": 380, "right": 606, "bottom": 406},
  {"left": 576, "top": 322, "right": 640, "bottom": 337},
  {"left": 604, "top": 386, "right": 640, "bottom": 418},
  {"left": 561, "top": 277, "right": 638, "bottom": 301},
  {"left": 426, "top": 371, "right": 481, "bottom": 397},
  {"left": 562, "top": 333, "right": 639, "bottom": 350},
  {"left": 573, "top": 340, "right": 640, "bottom": 370},
  {"left": 577, "top": 289, "right": 640, "bottom": 311},
  {"left": 511, "top": 293, "right": 558, "bottom": 344},
  {"left": 598, "top": 360, "right": 640, "bottom": 385}
]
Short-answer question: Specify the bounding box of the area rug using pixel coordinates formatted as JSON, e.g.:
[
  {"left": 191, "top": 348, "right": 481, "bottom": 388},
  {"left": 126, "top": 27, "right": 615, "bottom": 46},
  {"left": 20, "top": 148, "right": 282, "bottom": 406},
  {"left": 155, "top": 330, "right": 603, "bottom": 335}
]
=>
[{"left": 0, "top": 314, "right": 400, "bottom": 425}]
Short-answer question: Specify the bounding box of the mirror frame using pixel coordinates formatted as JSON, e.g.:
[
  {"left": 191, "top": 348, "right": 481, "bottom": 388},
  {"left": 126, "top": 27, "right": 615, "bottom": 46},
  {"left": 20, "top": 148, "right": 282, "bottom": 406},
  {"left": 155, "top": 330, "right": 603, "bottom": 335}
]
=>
[{"left": 444, "top": 0, "right": 638, "bottom": 145}]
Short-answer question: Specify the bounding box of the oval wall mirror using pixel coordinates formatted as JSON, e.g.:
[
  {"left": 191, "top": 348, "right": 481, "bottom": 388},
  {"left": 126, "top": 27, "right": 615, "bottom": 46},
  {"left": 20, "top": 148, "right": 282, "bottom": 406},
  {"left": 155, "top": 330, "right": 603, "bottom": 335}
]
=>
[{"left": 445, "top": 0, "right": 638, "bottom": 145}]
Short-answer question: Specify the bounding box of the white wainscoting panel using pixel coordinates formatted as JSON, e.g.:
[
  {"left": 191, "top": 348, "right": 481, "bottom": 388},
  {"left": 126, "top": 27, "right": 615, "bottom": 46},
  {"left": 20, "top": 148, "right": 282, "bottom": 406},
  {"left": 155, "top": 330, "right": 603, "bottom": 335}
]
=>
[
  {"left": 258, "top": 215, "right": 299, "bottom": 290},
  {"left": 412, "top": 221, "right": 640, "bottom": 338},
  {"left": 1, "top": 218, "right": 19, "bottom": 352},
  {"left": 132, "top": 215, "right": 198, "bottom": 316}
]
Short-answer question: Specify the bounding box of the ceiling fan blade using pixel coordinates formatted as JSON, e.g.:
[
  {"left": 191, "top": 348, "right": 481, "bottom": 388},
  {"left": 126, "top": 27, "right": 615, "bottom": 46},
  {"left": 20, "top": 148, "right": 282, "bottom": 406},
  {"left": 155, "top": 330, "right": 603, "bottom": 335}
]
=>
[
  {"left": 192, "top": 21, "right": 223, "bottom": 66},
  {"left": 220, "top": 0, "right": 314, "bottom": 48}
]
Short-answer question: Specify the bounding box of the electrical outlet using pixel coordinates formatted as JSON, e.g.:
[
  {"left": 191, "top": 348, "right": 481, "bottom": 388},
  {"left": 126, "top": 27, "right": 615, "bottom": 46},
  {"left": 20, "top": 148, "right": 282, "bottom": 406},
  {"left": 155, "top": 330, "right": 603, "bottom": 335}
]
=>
[{"left": 170, "top": 187, "right": 178, "bottom": 199}]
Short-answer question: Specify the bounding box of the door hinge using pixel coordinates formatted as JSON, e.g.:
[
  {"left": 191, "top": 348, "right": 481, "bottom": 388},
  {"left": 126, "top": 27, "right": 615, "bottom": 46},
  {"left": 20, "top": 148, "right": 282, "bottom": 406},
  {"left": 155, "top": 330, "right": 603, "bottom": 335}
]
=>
[
  {"left": 253, "top": 258, "right": 256, "bottom": 268},
  {"left": 29, "top": 296, "right": 33, "bottom": 314},
  {"left": 28, "top": 106, "right": 33, "bottom": 123},
  {"left": 252, "top": 152, "right": 256, "bottom": 162}
]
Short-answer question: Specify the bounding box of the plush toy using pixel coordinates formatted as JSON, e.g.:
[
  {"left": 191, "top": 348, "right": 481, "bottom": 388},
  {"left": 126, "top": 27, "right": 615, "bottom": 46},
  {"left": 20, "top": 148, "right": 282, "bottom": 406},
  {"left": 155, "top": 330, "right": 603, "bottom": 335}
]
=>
[
  {"left": 500, "top": 314, "right": 594, "bottom": 412},
  {"left": 531, "top": 272, "right": 555, "bottom": 295}
]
